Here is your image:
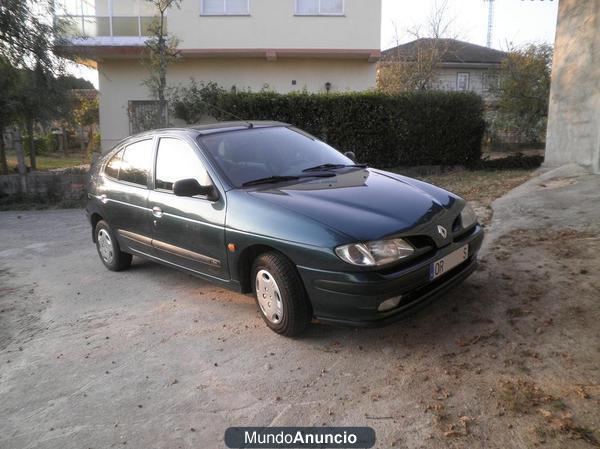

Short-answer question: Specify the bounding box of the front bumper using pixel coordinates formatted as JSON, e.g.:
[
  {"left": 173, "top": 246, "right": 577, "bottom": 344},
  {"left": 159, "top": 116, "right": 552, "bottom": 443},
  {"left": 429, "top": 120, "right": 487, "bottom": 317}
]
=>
[{"left": 297, "top": 225, "right": 484, "bottom": 327}]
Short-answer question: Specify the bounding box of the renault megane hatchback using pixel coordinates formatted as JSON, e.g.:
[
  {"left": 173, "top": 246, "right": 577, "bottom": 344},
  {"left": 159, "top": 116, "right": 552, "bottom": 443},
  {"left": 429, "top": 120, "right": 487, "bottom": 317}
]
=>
[{"left": 86, "top": 122, "right": 484, "bottom": 336}]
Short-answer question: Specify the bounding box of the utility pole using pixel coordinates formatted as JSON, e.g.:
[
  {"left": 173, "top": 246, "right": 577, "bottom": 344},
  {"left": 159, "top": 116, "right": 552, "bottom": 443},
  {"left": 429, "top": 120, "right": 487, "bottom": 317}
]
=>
[{"left": 484, "top": 0, "right": 495, "bottom": 47}]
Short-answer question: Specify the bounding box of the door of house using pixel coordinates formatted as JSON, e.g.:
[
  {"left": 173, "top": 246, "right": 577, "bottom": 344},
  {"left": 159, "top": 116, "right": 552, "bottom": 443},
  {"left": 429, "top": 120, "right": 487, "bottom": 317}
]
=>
[{"left": 128, "top": 100, "right": 167, "bottom": 134}]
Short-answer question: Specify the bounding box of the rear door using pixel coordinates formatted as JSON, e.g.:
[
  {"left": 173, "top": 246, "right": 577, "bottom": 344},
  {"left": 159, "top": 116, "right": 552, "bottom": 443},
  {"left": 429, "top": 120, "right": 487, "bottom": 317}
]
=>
[
  {"left": 148, "top": 136, "right": 229, "bottom": 281},
  {"left": 102, "top": 138, "right": 155, "bottom": 256}
]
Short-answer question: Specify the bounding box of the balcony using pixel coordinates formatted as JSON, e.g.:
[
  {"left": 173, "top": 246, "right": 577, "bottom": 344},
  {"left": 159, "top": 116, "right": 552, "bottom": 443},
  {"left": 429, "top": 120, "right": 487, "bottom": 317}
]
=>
[
  {"left": 56, "top": 15, "right": 161, "bottom": 38},
  {"left": 55, "top": 0, "right": 161, "bottom": 45}
]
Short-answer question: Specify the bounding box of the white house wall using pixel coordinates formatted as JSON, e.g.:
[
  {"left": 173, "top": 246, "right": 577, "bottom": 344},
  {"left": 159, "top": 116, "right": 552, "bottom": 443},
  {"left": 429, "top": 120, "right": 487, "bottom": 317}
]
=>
[
  {"left": 433, "top": 67, "right": 497, "bottom": 100},
  {"left": 98, "top": 57, "right": 377, "bottom": 151}
]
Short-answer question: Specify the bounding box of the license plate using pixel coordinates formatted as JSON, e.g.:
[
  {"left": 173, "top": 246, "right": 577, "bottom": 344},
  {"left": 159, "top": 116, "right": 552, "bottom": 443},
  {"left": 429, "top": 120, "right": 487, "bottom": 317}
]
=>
[{"left": 430, "top": 245, "right": 469, "bottom": 280}]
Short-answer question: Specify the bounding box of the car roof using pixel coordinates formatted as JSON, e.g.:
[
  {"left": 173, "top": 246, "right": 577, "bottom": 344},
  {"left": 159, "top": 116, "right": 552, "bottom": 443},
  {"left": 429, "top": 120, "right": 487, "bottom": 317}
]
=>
[
  {"left": 190, "top": 121, "right": 290, "bottom": 135},
  {"left": 125, "top": 121, "right": 290, "bottom": 140}
]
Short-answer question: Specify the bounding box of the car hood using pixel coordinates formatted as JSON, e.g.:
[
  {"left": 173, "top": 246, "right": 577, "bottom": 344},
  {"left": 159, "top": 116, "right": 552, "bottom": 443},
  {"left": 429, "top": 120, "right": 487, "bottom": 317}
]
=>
[{"left": 246, "top": 168, "right": 465, "bottom": 246}]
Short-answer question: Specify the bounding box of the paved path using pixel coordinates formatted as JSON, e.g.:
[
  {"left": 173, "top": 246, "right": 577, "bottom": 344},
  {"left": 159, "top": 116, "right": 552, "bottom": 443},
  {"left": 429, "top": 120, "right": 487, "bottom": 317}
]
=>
[{"left": 1, "top": 164, "right": 598, "bottom": 449}]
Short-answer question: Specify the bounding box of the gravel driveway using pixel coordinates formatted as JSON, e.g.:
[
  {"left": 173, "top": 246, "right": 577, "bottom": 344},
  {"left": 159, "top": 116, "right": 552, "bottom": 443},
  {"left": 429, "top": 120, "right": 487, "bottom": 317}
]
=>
[{"left": 1, "top": 164, "right": 599, "bottom": 449}]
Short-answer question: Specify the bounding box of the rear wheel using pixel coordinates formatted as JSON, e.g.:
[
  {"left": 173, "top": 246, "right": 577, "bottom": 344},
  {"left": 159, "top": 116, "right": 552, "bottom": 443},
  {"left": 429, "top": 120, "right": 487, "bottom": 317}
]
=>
[
  {"left": 252, "top": 252, "right": 310, "bottom": 337},
  {"left": 95, "top": 220, "right": 132, "bottom": 271}
]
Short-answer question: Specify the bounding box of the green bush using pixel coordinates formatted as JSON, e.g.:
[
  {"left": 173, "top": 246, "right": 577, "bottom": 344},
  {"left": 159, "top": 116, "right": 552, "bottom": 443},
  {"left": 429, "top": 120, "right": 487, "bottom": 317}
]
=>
[
  {"left": 23, "top": 135, "right": 50, "bottom": 156},
  {"left": 174, "top": 90, "right": 485, "bottom": 167}
]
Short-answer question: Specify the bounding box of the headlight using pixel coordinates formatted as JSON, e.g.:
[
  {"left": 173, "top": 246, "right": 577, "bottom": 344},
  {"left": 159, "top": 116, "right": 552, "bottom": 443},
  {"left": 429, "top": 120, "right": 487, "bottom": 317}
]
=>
[
  {"left": 335, "top": 238, "right": 414, "bottom": 267},
  {"left": 460, "top": 203, "right": 478, "bottom": 229}
]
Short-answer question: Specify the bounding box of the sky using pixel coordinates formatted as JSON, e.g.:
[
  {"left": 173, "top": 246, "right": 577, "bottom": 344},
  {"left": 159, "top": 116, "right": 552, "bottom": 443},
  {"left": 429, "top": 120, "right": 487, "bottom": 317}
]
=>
[
  {"left": 380, "top": 0, "right": 559, "bottom": 50},
  {"left": 69, "top": 0, "right": 559, "bottom": 88}
]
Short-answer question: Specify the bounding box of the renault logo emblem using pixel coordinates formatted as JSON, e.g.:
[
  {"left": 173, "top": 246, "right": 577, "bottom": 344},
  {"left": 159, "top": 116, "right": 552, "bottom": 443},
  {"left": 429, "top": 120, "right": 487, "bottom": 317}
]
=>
[{"left": 437, "top": 225, "right": 448, "bottom": 239}]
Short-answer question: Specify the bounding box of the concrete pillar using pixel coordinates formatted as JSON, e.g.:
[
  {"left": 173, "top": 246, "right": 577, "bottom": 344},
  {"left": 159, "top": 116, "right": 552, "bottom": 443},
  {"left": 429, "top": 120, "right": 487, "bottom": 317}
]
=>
[{"left": 545, "top": 0, "right": 600, "bottom": 173}]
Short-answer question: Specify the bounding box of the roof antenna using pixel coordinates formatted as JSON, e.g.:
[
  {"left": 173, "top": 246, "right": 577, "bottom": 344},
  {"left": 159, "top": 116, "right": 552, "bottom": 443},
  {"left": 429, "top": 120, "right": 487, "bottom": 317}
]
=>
[{"left": 190, "top": 97, "right": 254, "bottom": 128}]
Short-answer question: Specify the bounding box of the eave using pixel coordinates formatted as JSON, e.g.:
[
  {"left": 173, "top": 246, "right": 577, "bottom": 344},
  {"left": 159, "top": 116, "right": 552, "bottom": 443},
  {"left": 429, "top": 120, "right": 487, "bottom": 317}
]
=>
[{"left": 57, "top": 41, "right": 381, "bottom": 63}]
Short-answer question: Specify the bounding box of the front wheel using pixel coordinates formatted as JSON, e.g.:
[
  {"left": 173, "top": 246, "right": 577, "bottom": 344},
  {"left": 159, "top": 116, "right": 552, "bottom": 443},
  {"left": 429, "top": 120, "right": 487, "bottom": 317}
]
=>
[
  {"left": 252, "top": 252, "right": 311, "bottom": 337},
  {"left": 95, "top": 220, "right": 132, "bottom": 271}
]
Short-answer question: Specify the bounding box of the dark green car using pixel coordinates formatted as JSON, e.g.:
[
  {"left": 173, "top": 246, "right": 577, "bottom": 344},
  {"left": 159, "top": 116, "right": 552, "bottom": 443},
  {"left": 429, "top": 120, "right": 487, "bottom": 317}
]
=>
[{"left": 86, "top": 122, "right": 484, "bottom": 336}]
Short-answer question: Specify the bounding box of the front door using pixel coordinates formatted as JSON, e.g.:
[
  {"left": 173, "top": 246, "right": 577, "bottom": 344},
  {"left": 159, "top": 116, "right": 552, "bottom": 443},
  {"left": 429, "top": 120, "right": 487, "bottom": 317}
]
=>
[{"left": 148, "top": 136, "right": 228, "bottom": 281}]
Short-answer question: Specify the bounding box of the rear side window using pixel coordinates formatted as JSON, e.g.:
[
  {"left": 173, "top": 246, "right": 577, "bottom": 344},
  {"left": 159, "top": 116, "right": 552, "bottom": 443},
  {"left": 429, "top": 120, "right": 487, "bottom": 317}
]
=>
[
  {"left": 104, "top": 149, "right": 123, "bottom": 179},
  {"left": 118, "top": 139, "right": 153, "bottom": 186},
  {"left": 155, "top": 138, "right": 211, "bottom": 192}
]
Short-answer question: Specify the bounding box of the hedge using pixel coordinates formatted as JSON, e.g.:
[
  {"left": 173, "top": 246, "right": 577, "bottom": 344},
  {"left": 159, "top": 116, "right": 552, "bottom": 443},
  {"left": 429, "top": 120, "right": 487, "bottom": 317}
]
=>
[
  {"left": 475, "top": 153, "right": 544, "bottom": 170},
  {"left": 174, "top": 90, "right": 485, "bottom": 168}
]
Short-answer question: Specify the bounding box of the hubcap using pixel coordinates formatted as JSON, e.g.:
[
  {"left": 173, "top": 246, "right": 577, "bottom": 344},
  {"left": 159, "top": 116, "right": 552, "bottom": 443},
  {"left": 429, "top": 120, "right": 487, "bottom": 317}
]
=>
[
  {"left": 255, "top": 269, "right": 283, "bottom": 324},
  {"left": 97, "top": 229, "right": 114, "bottom": 264}
]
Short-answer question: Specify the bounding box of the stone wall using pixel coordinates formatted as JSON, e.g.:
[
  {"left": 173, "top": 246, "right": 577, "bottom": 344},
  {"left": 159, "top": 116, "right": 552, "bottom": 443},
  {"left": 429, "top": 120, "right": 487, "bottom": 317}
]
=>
[
  {"left": 545, "top": 0, "right": 600, "bottom": 173},
  {"left": 0, "top": 169, "right": 87, "bottom": 205}
]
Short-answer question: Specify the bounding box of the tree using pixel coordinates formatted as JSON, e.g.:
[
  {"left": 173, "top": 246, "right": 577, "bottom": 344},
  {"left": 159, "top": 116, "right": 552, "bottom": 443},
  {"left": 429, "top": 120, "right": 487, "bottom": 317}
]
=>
[
  {"left": 71, "top": 92, "right": 99, "bottom": 153},
  {"left": 378, "top": 0, "right": 459, "bottom": 93},
  {"left": 0, "top": 0, "right": 59, "bottom": 74},
  {"left": 0, "top": 57, "right": 21, "bottom": 174},
  {"left": 142, "top": 0, "right": 182, "bottom": 129},
  {"left": 493, "top": 43, "right": 553, "bottom": 142},
  {"left": 1, "top": 0, "right": 68, "bottom": 170},
  {"left": 17, "top": 64, "right": 71, "bottom": 169},
  {"left": 58, "top": 74, "right": 95, "bottom": 90}
]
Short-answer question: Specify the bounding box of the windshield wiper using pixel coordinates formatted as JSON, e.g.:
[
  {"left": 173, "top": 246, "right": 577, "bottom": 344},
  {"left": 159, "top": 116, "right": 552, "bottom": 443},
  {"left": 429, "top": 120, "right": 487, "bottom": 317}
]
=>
[
  {"left": 302, "top": 163, "right": 367, "bottom": 172},
  {"left": 242, "top": 173, "right": 335, "bottom": 187}
]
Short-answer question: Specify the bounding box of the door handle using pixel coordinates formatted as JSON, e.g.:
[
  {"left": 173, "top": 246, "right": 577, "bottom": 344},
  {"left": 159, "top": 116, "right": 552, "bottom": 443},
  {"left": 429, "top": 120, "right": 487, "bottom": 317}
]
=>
[
  {"left": 152, "top": 206, "right": 163, "bottom": 218},
  {"left": 99, "top": 194, "right": 108, "bottom": 204}
]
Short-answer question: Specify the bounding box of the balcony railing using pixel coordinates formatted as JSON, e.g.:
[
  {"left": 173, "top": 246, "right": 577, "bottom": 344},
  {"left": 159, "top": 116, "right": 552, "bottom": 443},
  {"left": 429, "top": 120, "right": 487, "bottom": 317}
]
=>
[{"left": 56, "top": 15, "right": 163, "bottom": 38}]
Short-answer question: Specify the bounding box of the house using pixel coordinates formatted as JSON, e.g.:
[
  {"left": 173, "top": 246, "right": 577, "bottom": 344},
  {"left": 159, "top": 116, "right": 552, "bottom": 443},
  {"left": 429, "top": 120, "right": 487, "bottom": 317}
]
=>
[
  {"left": 545, "top": 0, "right": 600, "bottom": 174},
  {"left": 380, "top": 38, "right": 508, "bottom": 100},
  {"left": 56, "top": 0, "right": 382, "bottom": 152}
]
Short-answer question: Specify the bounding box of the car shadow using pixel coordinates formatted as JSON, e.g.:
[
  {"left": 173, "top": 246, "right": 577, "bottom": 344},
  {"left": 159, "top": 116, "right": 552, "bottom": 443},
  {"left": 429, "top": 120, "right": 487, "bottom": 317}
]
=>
[
  {"left": 300, "top": 268, "right": 500, "bottom": 352},
  {"left": 124, "top": 256, "right": 501, "bottom": 350}
]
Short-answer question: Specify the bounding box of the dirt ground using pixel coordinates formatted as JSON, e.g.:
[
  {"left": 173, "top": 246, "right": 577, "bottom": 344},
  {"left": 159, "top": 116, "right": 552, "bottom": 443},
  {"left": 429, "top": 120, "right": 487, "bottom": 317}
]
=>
[{"left": 0, "top": 165, "right": 598, "bottom": 449}]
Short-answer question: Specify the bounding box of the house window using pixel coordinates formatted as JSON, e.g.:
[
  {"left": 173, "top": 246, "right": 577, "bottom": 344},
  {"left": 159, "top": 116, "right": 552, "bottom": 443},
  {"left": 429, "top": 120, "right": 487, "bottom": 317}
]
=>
[
  {"left": 456, "top": 72, "right": 470, "bottom": 91},
  {"left": 482, "top": 73, "right": 499, "bottom": 92},
  {"left": 201, "top": 0, "right": 249, "bottom": 15},
  {"left": 295, "top": 0, "right": 344, "bottom": 16}
]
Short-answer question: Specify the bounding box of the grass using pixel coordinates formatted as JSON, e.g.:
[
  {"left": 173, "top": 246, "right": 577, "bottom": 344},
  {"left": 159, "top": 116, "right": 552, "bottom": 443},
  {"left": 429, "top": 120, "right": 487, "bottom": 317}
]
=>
[
  {"left": 499, "top": 379, "right": 554, "bottom": 414},
  {"left": 394, "top": 168, "right": 537, "bottom": 204},
  {"left": 5, "top": 150, "right": 88, "bottom": 171}
]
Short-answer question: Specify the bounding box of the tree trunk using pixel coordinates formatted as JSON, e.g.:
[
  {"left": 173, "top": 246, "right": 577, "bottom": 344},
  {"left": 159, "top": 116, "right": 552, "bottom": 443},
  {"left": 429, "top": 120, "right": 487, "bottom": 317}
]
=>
[
  {"left": 79, "top": 125, "right": 86, "bottom": 153},
  {"left": 14, "top": 128, "right": 27, "bottom": 175},
  {"left": 158, "top": 11, "right": 168, "bottom": 128},
  {"left": 63, "top": 127, "right": 69, "bottom": 154},
  {"left": 27, "top": 118, "right": 36, "bottom": 170},
  {"left": 0, "top": 124, "right": 8, "bottom": 175}
]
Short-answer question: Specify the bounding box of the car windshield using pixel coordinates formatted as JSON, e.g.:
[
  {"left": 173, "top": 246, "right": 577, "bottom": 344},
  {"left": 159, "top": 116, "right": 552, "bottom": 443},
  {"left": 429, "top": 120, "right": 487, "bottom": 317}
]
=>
[{"left": 198, "top": 126, "right": 355, "bottom": 188}]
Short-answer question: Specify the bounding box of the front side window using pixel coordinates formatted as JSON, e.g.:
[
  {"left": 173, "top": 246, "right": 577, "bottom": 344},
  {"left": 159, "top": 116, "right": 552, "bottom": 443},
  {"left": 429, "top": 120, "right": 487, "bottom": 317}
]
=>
[
  {"left": 155, "top": 138, "right": 212, "bottom": 192},
  {"left": 118, "top": 139, "right": 153, "bottom": 186},
  {"left": 201, "top": 0, "right": 249, "bottom": 15},
  {"left": 199, "top": 126, "right": 352, "bottom": 188},
  {"left": 295, "top": 0, "right": 344, "bottom": 15}
]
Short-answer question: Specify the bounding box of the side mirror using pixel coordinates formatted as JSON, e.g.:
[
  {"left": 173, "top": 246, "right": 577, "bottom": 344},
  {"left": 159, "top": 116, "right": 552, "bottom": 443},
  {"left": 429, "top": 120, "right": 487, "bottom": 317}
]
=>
[
  {"left": 173, "top": 178, "right": 218, "bottom": 200},
  {"left": 344, "top": 151, "right": 356, "bottom": 162}
]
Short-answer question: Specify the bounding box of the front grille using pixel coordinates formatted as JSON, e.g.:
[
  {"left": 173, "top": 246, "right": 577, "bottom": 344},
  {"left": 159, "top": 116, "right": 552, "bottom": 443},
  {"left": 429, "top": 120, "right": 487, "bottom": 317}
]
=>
[{"left": 405, "top": 234, "right": 436, "bottom": 250}]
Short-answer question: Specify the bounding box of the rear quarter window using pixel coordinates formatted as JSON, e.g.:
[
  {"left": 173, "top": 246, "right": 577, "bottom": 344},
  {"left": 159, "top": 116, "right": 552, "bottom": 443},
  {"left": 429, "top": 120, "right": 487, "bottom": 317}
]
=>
[
  {"left": 118, "top": 139, "right": 153, "bottom": 187},
  {"left": 104, "top": 149, "right": 123, "bottom": 179}
]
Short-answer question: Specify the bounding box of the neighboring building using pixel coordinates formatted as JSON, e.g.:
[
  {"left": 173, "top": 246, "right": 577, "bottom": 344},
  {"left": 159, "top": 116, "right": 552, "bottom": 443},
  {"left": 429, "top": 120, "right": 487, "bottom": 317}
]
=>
[
  {"left": 56, "top": 0, "right": 382, "bottom": 152},
  {"left": 381, "top": 38, "right": 507, "bottom": 100},
  {"left": 545, "top": 0, "right": 600, "bottom": 174}
]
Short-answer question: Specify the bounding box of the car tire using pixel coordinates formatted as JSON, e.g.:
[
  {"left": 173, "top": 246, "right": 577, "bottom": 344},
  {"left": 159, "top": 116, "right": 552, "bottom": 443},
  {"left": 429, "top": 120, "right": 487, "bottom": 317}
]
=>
[
  {"left": 251, "top": 252, "right": 310, "bottom": 337},
  {"left": 95, "top": 220, "right": 132, "bottom": 272}
]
